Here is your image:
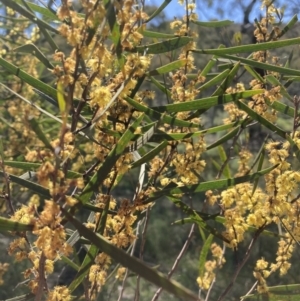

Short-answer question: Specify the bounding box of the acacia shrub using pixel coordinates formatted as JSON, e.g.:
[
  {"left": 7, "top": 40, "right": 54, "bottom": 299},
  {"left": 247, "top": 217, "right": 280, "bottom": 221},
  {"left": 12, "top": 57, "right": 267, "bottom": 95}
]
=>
[{"left": 1, "top": 1, "right": 300, "bottom": 301}]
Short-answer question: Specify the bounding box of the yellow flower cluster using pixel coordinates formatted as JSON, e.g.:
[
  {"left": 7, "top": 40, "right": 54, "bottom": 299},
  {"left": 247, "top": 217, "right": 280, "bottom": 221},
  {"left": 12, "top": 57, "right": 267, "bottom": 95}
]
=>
[
  {"left": 32, "top": 200, "right": 73, "bottom": 259},
  {"left": 4, "top": 0, "right": 298, "bottom": 298},
  {"left": 8, "top": 195, "right": 74, "bottom": 294},
  {"left": 85, "top": 195, "right": 138, "bottom": 294},
  {"left": 223, "top": 84, "right": 247, "bottom": 124},
  {"left": 220, "top": 183, "right": 270, "bottom": 247},
  {"left": 253, "top": 258, "right": 270, "bottom": 293},
  {"left": 89, "top": 264, "right": 107, "bottom": 296},
  {"left": 260, "top": 1, "right": 280, "bottom": 25},
  {"left": 171, "top": 139, "right": 206, "bottom": 185},
  {"left": 171, "top": 69, "right": 200, "bottom": 103},
  {"left": 90, "top": 86, "right": 112, "bottom": 108},
  {"left": 236, "top": 148, "right": 252, "bottom": 176},
  {"left": 271, "top": 239, "right": 294, "bottom": 275},
  {"left": 47, "top": 286, "right": 71, "bottom": 301},
  {"left": 197, "top": 243, "right": 225, "bottom": 290},
  {"left": 86, "top": 43, "right": 113, "bottom": 76},
  {"left": 0, "top": 263, "right": 9, "bottom": 285},
  {"left": 205, "top": 190, "right": 220, "bottom": 206}
]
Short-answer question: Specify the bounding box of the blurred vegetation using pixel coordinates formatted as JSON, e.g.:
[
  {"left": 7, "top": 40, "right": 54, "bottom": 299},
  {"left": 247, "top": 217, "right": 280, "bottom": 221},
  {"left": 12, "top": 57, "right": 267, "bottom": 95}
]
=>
[{"left": 1, "top": 1, "right": 300, "bottom": 301}]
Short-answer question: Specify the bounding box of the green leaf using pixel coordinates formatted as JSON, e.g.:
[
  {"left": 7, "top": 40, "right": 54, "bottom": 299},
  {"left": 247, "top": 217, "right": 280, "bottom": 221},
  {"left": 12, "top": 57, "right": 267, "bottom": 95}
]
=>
[
  {"left": 145, "top": 0, "right": 172, "bottom": 23},
  {"left": 211, "top": 158, "right": 221, "bottom": 173},
  {"left": 32, "top": 88, "right": 58, "bottom": 107},
  {"left": 192, "top": 20, "right": 234, "bottom": 27},
  {"left": 57, "top": 81, "right": 67, "bottom": 114},
  {"left": 38, "top": 26, "right": 59, "bottom": 52},
  {"left": 4, "top": 161, "right": 82, "bottom": 179},
  {"left": 212, "top": 62, "right": 240, "bottom": 96},
  {"left": 129, "top": 75, "right": 146, "bottom": 99},
  {"left": 27, "top": 117, "right": 54, "bottom": 151},
  {"left": 176, "top": 216, "right": 282, "bottom": 239},
  {"left": 124, "top": 96, "right": 201, "bottom": 128},
  {"left": 0, "top": 216, "right": 34, "bottom": 232},
  {"left": 252, "top": 150, "right": 265, "bottom": 195},
  {"left": 131, "top": 140, "right": 168, "bottom": 168},
  {"left": 266, "top": 99, "right": 297, "bottom": 118},
  {"left": 199, "top": 234, "right": 214, "bottom": 277},
  {"left": 0, "top": 57, "right": 57, "bottom": 100},
  {"left": 218, "top": 145, "right": 231, "bottom": 178},
  {"left": 207, "top": 127, "right": 240, "bottom": 150},
  {"left": 134, "top": 37, "right": 193, "bottom": 54},
  {"left": 199, "top": 53, "right": 219, "bottom": 77},
  {"left": 277, "top": 15, "right": 298, "bottom": 39},
  {"left": 140, "top": 30, "right": 175, "bottom": 39},
  {"left": 193, "top": 37, "right": 300, "bottom": 55},
  {"left": 244, "top": 65, "right": 265, "bottom": 82},
  {"left": 14, "top": 0, "right": 59, "bottom": 21},
  {"left": 170, "top": 198, "right": 229, "bottom": 243},
  {"left": 146, "top": 164, "right": 278, "bottom": 202},
  {"left": 0, "top": 171, "right": 51, "bottom": 198},
  {"left": 0, "top": 139, "right": 4, "bottom": 160},
  {"left": 104, "top": 0, "right": 123, "bottom": 67},
  {"left": 213, "top": 54, "right": 300, "bottom": 76},
  {"left": 198, "top": 69, "right": 231, "bottom": 93},
  {"left": 68, "top": 246, "right": 94, "bottom": 292},
  {"left": 151, "top": 121, "right": 243, "bottom": 142},
  {"left": 265, "top": 74, "right": 293, "bottom": 101},
  {"left": 2, "top": 293, "right": 35, "bottom": 301},
  {"left": 126, "top": 117, "right": 164, "bottom": 152},
  {"left": 69, "top": 195, "right": 111, "bottom": 292},
  {"left": 83, "top": 202, "right": 117, "bottom": 215},
  {"left": 105, "top": 0, "right": 120, "bottom": 47},
  {"left": 61, "top": 255, "right": 80, "bottom": 271},
  {"left": 150, "top": 76, "right": 172, "bottom": 98},
  {"left": 268, "top": 283, "right": 300, "bottom": 293},
  {"left": 235, "top": 100, "right": 287, "bottom": 139},
  {"left": 152, "top": 90, "right": 264, "bottom": 113},
  {"left": 63, "top": 209, "right": 200, "bottom": 301},
  {"left": 148, "top": 59, "right": 187, "bottom": 76},
  {"left": 242, "top": 284, "right": 300, "bottom": 300},
  {"left": 14, "top": 43, "right": 54, "bottom": 69}
]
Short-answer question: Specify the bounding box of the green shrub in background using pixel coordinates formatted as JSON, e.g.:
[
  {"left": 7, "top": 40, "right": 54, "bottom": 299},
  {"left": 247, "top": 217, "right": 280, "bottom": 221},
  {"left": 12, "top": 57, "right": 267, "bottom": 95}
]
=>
[{"left": 1, "top": 0, "right": 300, "bottom": 300}]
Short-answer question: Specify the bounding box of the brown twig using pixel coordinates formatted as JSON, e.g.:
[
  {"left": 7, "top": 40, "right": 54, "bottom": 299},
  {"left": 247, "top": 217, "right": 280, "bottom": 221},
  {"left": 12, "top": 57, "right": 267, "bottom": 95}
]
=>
[
  {"left": 0, "top": 155, "right": 15, "bottom": 215},
  {"left": 152, "top": 143, "right": 177, "bottom": 187},
  {"left": 34, "top": 252, "right": 47, "bottom": 301},
  {"left": 204, "top": 244, "right": 226, "bottom": 301},
  {"left": 240, "top": 281, "right": 258, "bottom": 301},
  {"left": 151, "top": 223, "right": 196, "bottom": 301},
  {"left": 83, "top": 278, "right": 91, "bottom": 301},
  {"left": 217, "top": 225, "right": 266, "bottom": 301},
  {"left": 117, "top": 221, "right": 142, "bottom": 301},
  {"left": 135, "top": 207, "right": 151, "bottom": 301}
]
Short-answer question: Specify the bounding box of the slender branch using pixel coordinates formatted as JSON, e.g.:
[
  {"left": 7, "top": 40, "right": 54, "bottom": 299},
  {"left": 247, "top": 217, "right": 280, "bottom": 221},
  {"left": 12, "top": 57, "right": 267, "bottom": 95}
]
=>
[
  {"left": 217, "top": 225, "right": 265, "bottom": 301},
  {"left": 0, "top": 151, "right": 15, "bottom": 215},
  {"left": 204, "top": 244, "right": 226, "bottom": 301},
  {"left": 117, "top": 220, "right": 142, "bottom": 301},
  {"left": 83, "top": 278, "right": 91, "bottom": 301},
  {"left": 240, "top": 281, "right": 258, "bottom": 301},
  {"left": 34, "top": 252, "right": 47, "bottom": 301},
  {"left": 135, "top": 207, "right": 151, "bottom": 301},
  {"left": 151, "top": 224, "right": 196, "bottom": 301},
  {"left": 292, "top": 95, "right": 300, "bottom": 138}
]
